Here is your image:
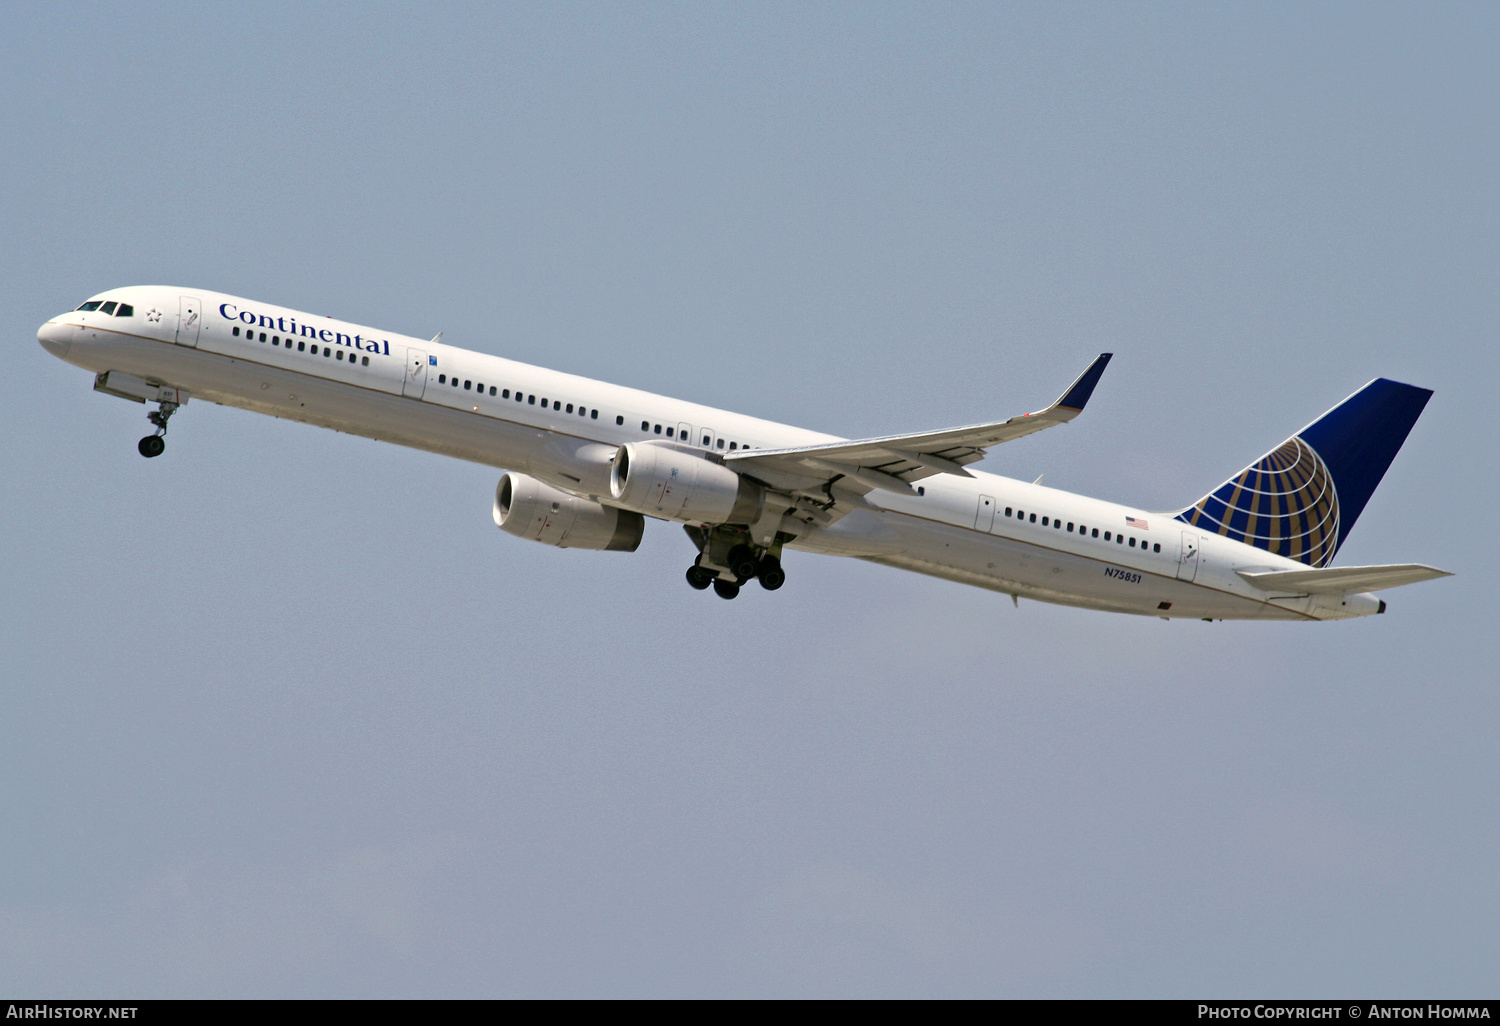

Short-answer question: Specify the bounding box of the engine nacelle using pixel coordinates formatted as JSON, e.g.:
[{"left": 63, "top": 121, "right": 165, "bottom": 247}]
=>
[
  {"left": 493, "top": 473, "right": 644, "bottom": 551},
  {"left": 609, "top": 442, "right": 764, "bottom": 524}
]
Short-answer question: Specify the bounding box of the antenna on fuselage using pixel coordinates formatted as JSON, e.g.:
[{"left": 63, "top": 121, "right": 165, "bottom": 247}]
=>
[{"left": 429, "top": 332, "right": 443, "bottom": 345}]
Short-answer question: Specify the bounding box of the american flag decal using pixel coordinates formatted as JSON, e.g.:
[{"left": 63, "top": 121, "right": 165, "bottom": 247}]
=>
[{"left": 1126, "top": 516, "right": 1149, "bottom": 529}]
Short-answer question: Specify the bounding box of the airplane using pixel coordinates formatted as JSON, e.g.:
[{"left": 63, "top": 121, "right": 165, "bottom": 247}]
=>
[{"left": 36, "top": 287, "right": 1450, "bottom": 620}]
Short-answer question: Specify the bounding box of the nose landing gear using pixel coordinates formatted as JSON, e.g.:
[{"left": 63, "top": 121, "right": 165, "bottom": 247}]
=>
[{"left": 138, "top": 399, "right": 179, "bottom": 458}]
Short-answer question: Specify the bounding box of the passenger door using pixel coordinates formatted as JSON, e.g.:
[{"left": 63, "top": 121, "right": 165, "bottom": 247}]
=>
[
  {"left": 1176, "top": 531, "right": 1200, "bottom": 582},
  {"left": 175, "top": 295, "right": 202, "bottom": 347},
  {"left": 403, "top": 348, "right": 428, "bottom": 398}
]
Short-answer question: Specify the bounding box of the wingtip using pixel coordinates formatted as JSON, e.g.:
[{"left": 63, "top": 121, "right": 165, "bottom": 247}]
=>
[{"left": 1055, "top": 353, "right": 1113, "bottom": 412}]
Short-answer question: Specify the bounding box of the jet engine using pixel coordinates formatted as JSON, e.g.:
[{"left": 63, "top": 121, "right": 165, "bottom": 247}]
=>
[
  {"left": 493, "top": 473, "right": 644, "bottom": 551},
  {"left": 609, "top": 442, "right": 764, "bottom": 524}
]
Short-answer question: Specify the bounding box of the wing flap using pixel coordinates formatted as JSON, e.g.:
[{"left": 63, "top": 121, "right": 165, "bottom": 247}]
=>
[{"left": 1236, "top": 563, "right": 1452, "bottom": 594}]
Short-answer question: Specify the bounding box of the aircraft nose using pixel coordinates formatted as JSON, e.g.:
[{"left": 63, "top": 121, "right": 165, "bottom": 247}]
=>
[{"left": 37, "top": 319, "right": 74, "bottom": 357}]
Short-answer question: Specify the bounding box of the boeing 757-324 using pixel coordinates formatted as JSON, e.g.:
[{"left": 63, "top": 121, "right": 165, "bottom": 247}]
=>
[{"left": 37, "top": 288, "right": 1450, "bottom": 619}]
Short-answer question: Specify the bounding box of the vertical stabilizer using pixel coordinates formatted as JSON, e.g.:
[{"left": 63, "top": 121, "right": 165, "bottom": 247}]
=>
[{"left": 1176, "top": 378, "right": 1432, "bottom": 566}]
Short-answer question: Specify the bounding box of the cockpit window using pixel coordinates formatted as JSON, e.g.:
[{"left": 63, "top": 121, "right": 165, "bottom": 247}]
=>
[
  {"left": 115, "top": 304, "right": 134, "bottom": 317},
  {"left": 99, "top": 301, "right": 118, "bottom": 315},
  {"left": 77, "top": 301, "right": 103, "bottom": 311}
]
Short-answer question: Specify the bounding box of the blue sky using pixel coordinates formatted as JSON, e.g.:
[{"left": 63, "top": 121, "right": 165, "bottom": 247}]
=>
[{"left": 2, "top": 2, "right": 1495, "bottom": 996}]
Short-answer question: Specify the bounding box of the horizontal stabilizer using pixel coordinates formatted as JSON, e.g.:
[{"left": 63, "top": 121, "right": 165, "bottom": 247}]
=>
[{"left": 1236, "top": 563, "right": 1452, "bottom": 594}]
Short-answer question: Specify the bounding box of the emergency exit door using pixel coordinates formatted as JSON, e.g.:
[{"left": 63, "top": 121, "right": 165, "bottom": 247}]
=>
[{"left": 975, "top": 495, "right": 996, "bottom": 532}]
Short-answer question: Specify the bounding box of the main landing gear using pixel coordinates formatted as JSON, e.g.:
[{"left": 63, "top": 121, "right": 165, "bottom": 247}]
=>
[
  {"left": 137, "top": 399, "right": 179, "bottom": 458},
  {"left": 683, "top": 527, "right": 789, "bottom": 600}
]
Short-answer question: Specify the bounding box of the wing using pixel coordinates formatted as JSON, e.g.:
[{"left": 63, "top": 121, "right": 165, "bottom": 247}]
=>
[
  {"left": 724, "top": 353, "right": 1112, "bottom": 497},
  {"left": 1236, "top": 563, "right": 1452, "bottom": 594}
]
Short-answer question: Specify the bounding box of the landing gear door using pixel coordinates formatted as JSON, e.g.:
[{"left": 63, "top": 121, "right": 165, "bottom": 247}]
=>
[
  {"left": 403, "top": 348, "right": 428, "bottom": 398},
  {"left": 1176, "top": 531, "right": 1200, "bottom": 582},
  {"left": 175, "top": 296, "right": 202, "bottom": 347}
]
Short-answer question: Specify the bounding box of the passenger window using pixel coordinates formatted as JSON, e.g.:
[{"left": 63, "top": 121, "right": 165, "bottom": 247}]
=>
[
  {"left": 1091, "top": 528, "right": 1098, "bottom": 538},
  {"left": 362, "top": 356, "right": 369, "bottom": 366},
  {"left": 337, "top": 350, "right": 345, "bottom": 360},
  {"left": 1153, "top": 543, "right": 1160, "bottom": 553},
  {"left": 272, "top": 336, "right": 280, "bottom": 345},
  {"left": 115, "top": 304, "right": 133, "bottom": 317},
  {"left": 439, "top": 374, "right": 446, "bottom": 384},
  {"left": 729, "top": 441, "right": 737, "bottom": 450},
  {"left": 541, "top": 397, "right": 548, "bottom": 406},
  {"left": 554, "top": 401, "right": 561, "bottom": 411},
  {"left": 297, "top": 341, "right": 305, "bottom": 351},
  {"left": 452, "top": 378, "right": 458, "bottom": 387},
  {"left": 259, "top": 332, "right": 266, "bottom": 342},
  {"left": 1129, "top": 537, "right": 1136, "bottom": 547},
  {"left": 1029, "top": 513, "right": 1036, "bottom": 523},
  {"left": 654, "top": 424, "right": 662, "bottom": 434},
  {"left": 464, "top": 380, "right": 471, "bottom": 390},
  {"left": 566, "top": 403, "right": 574, "bottom": 414},
  {"left": 78, "top": 301, "right": 103, "bottom": 311},
  {"left": 489, "top": 386, "right": 496, "bottom": 396},
  {"left": 591, "top": 410, "right": 599, "bottom": 419},
  {"left": 1005, "top": 507, "right": 1012, "bottom": 517},
  {"left": 1055, "top": 519, "right": 1062, "bottom": 529},
  {"left": 716, "top": 439, "right": 725, "bottom": 449},
  {"left": 233, "top": 326, "right": 241, "bottom": 337},
  {"left": 529, "top": 396, "right": 536, "bottom": 405},
  {"left": 665, "top": 427, "right": 674, "bottom": 438},
  {"left": 1042, "top": 516, "right": 1049, "bottom": 527},
  {"left": 1104, "top": 531, "right": 1111, "bottom": 541},
  {"left": 1116, "top": 534, "right": 1123, "bottom": 543},
  {"left": 324, "top": 347, "right": 331, "bottom": 357},
  {"left": 99, "top": 301, "right": 118, "bottom": 315},
  {"left": 476, "top": 382, "right": 483, "bottom": 392},
  {"left": 1067, "top": 522, "right": 1074, "bottom": 532},
  {"left": 702, "top": 435, "right": 711, "bottom": 446}
]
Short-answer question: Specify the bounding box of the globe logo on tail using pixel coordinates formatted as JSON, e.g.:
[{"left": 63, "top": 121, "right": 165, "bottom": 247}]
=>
[{"left": 1176, "top": 437, "right": 1340, "bottom": 567}]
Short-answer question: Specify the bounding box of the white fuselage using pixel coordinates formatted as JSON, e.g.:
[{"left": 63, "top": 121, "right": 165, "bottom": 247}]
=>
[{"left": 38, "top": 287, "right": 1382, "bottom": 621}]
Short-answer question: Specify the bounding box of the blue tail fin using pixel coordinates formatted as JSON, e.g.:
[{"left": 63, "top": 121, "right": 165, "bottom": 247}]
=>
[{"left": 1176, "top": 378, "right": 1432, "bottom": 566}]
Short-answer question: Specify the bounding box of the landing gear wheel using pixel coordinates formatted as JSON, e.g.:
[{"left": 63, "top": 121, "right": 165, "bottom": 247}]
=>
[
  {"left": 685, "top": 565, "right": 714, "bottom": 590},
  {"left": 726, "top": 544, "right": 759, "bottom": 581},
  {"left": 757, "top": 556, "right": 785, "bottom": 591},
  {"left": 712, "top": 579, "right": 740, "bottom": 600},
  {"left": 139, "top": 398, "right": 179, "bottom": 459}
]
